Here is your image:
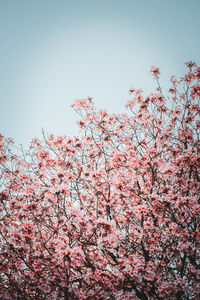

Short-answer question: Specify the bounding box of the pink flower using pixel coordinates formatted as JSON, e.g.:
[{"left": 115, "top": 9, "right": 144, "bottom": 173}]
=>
[{"left": 150, "top": 66, "right": 160, "bottom": 78}]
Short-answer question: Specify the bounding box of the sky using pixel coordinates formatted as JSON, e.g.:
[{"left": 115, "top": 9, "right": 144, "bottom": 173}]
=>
[{"left": 0, "top": 0, "right": 200, "bottom": 147}]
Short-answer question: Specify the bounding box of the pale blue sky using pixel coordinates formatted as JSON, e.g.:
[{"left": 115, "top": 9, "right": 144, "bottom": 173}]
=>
[{"left": 0, "top": 0, "right": 199, "bottom": 147}]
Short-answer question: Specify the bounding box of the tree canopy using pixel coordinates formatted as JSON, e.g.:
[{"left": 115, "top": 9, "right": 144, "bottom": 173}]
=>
[{"left": 0, "top": 62, "right": 200, "bottom": 299}]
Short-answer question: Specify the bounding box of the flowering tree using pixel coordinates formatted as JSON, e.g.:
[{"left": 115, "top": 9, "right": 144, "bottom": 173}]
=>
[{"left": 0, "top": 62, "right": 200, "bottom": 299}]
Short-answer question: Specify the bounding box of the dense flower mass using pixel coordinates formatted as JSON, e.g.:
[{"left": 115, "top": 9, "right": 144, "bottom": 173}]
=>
[{"left": 0, "top": 62, "right": 200, "bottom": 299}]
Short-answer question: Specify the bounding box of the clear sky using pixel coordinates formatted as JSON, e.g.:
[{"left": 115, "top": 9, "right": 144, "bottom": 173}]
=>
[{"left": 0, "top": 0, "right": 199, "bottom": 147}]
